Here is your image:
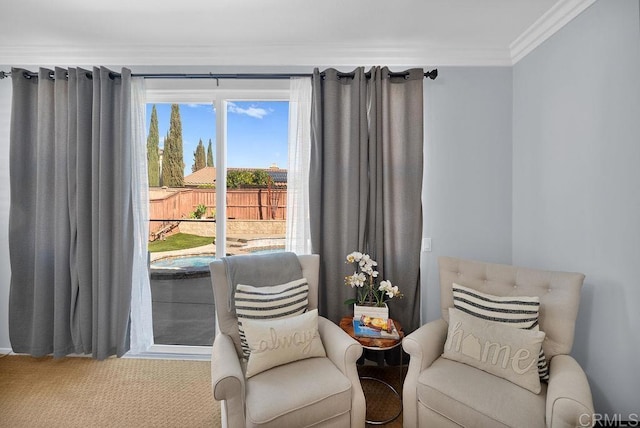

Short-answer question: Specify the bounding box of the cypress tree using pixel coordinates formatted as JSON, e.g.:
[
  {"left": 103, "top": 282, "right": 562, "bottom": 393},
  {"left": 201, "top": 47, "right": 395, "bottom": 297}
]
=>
[
  {"left": 163, "top": 104, "right": 184, "bottom": 187},
  {"left": 192, "top": 139, "right": 206, "bottom": 172},
  {"left": 160, "top": 131, "right": 170, "bottom": 186},
  {"left": 146, "top": 105, "right": 160, "bottom": 186},
  {"left": 207, "top": 138, "right": 214, "bottom": 167}
]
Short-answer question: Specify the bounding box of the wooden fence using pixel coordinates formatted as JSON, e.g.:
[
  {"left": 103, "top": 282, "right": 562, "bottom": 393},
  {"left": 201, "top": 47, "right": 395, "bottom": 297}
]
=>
[
  {"left": 149, "top": 188, "right": 287, "bottom": 234},
  {"left": 227, "top": 188, "right": 287, "bottom": 221}
]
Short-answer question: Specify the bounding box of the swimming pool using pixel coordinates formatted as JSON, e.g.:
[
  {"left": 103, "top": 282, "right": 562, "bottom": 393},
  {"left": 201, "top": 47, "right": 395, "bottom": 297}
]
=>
[
  {"left": 151, "top": 254, "right": 217, "bottom": 269},
  {"left": 150, "top": 248, "right": 285, "bottom": 280},
  {"left": 150, "top": 254, "right": 215, "bottom": 280}
]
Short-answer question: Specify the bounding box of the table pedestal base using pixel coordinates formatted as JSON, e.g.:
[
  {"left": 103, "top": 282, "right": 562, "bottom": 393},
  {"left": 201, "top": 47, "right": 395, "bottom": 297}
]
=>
[{"left": 360, "top": 376, "right": 402, "bottom": 425}]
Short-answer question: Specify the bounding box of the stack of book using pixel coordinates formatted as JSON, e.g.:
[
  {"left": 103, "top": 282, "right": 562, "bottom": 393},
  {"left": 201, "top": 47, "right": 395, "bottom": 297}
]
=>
[{"left": 352, "top": 315, "right": 400, "bottom": 340}]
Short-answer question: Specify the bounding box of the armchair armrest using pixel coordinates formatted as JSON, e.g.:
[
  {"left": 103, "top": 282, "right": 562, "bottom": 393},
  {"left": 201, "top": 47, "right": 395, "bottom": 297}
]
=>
[
  {"left": 402, "top": 318, "right": 448, "bottom": 372},
  {"left": 546, "top": 354, "right": 595, "bottom": 428},
  {"left": 211, "top": 333, "right": 244, "bottom": 400},
  {"left": 211, "top": 333, "right": 245, "bottom": 428},
  {"left": 317, "top": 316, "right": 366, "bottom": 428},
  {"left": 401, "top": 318, "right": 448, "bottom": 428},
  {"left": 318, "top": 316, "right": 363, "bottom": 374}
]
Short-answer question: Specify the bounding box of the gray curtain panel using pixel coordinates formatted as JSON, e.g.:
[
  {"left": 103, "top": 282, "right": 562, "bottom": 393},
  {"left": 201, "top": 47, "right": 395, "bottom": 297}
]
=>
[
  {"left": 9, "top": 67, "right": 134, "bottom": 359},
  {"left": 310, "top": 67, "right": 369, "bottom": 324},
  {"left": 310, "top": 67, "right": 423, "bottom": 333}
]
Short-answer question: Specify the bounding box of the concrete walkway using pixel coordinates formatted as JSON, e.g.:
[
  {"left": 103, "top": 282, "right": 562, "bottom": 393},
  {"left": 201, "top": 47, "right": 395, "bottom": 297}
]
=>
[
  {"left": 149, "top": 234, "right": 285, "bottom": 262},
  {"left": 149, "top": 243, "right": 215, "bottom": 262}
]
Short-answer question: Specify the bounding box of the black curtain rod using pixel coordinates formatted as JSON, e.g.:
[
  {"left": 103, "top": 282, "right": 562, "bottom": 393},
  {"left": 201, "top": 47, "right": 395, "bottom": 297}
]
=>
[{"left": 0, "top": 69, "right": 438, "bottom": 81}]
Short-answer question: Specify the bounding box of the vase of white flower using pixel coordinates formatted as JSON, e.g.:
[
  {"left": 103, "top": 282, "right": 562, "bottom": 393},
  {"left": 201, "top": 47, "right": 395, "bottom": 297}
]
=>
[
  {"left": 354, "top": 302, "right": 389, "bottom": 321},
  {"left": 344, "top": 251, "right": 402, "bottom": 321}
]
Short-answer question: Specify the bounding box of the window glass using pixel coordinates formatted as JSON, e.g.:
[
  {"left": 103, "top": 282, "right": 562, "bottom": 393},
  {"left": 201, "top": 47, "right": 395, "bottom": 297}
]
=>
[{"left": 144, "top": 99, "right": 289, "bottom": 347}]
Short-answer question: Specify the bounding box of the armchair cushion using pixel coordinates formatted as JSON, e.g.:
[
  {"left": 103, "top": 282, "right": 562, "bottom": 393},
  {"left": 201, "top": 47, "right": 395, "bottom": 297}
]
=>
[
  {"left": 452, "top": 282, "right": 540, "bottom": 328},
  {"left": 245, "top": 357, "right": 352, "bottom": 428},
  {"left": 223, "top": 251, "right": 303, "bottom": 313},
  {"left": 417, "top": 357, "right": 547, "bottom": 428},
  {"left": 235, "top": 278, "right": 309, "bottom": 358},
  {"left": 443, "top": 308, "right": 545, "bottom": 393},
  {"left": 453, "top": 282, "right": 550, "bottom": 381},
  {"left": 243, "top": 309, "right": 326, "bottom": 378}
]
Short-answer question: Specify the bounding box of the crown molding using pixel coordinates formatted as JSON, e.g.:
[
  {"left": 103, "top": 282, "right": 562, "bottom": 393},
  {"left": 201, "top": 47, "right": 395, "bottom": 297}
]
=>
[
  {"left": 0, "top": 1, "right": 595, "bottom": 69},
  {"left": 510, "top": 0, "right": 597, "bottom": 64},
  {"left": 0, "top": 43, "right": 513, "bottom": 68}
]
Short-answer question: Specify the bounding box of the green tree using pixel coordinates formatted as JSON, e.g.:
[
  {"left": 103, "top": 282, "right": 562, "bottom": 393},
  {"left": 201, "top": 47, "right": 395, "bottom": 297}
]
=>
[
  {"left": 206, "top": 138, "right": 214, "bottom": 167},
  {"left": 226, "top": 170, "right": 253, "bottom": 188},
  {"left": 251, "top": 169, "right": 272, "bottom": 186},
  {"left": 192, "top": 139, "right": 206, "bottom": 172},
  {"left": 162, "top": 104, "right": 184, "bottom": 187},
  {"left": 226, "top": 169, "right": 272, "bottom": 188},
  {"left": 146, "top": 105, "right": 160, "bottom": 186}
]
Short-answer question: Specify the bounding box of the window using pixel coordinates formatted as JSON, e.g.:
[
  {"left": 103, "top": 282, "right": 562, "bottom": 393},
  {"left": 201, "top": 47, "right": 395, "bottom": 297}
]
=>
[{"left": 144, "top": 79, "right": 290, "bottom": 352}]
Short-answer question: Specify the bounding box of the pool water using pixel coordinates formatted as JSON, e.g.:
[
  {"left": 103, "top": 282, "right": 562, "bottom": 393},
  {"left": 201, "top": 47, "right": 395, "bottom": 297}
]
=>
[
  {"left": 152, "top": 255, "right": 217, "bottom": 269},
  {"left": 150, "top": 248, "right": 285, "bottom": 270}
]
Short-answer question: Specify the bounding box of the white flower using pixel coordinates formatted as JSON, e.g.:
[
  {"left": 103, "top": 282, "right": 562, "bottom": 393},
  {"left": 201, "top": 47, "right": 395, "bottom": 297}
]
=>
[
  {"left": 346, "top": 272, "right": 367, "bottom": 288},
  {"left": 346, "top": 251, "right": 362, "bottom": 264},
  {"left": 345, "top": 251, "right": 401, "bottom": 306},
  {"left": 357, "top": 272, "right": 366, "bottom": 286},
  {"left": 378, "top": 280, "right": 399, "bottom": 299}
]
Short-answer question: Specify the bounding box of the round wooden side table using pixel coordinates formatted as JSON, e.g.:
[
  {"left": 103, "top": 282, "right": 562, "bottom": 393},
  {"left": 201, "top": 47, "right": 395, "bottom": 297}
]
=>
[{"left": 339, "top": 316, "right": 404, "bottom": 425}]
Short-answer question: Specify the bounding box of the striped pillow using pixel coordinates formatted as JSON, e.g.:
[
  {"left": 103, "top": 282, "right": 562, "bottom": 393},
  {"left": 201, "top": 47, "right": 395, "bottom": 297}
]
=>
[
  {"left": 452, "top": 283, "right": 550, "bottom": 381},
  {"left": 235, "top": 278, "right": 309, "bottom": 359}
]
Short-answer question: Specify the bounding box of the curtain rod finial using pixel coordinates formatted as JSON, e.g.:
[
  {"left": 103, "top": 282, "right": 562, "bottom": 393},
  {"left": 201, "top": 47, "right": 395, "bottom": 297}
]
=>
[
  {"left": 0, "top": 71, "right": 9, "bottom": 79},
  {"left": 427, "top": 69, "right": 438, "bottom": 80}
]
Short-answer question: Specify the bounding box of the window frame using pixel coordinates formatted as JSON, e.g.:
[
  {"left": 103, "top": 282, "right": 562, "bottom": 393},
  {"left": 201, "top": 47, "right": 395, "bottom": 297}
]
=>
[{"left": 143, "top": 79, "right": 290, "bottom": 357}]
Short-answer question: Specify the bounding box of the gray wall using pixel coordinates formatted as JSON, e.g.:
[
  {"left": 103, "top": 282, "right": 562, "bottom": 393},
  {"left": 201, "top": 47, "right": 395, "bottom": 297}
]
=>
[
  {"left": 421, "top": 67, "right": 513, "bottom": 323},
  {"left": 513, "top": 0, "right": 640, "bottom": 417},
  {"left": 0, "top": 71, "right": 11, "bottom": 352}
]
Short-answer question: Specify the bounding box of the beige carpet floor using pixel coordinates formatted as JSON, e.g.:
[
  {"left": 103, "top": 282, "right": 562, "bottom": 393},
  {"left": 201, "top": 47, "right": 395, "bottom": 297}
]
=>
[
  {"left": 0, "top": 354, "right": 220, "bottom": 428},
  {"left": 0, "top": 354, "right": 404, "bottom": 427}
]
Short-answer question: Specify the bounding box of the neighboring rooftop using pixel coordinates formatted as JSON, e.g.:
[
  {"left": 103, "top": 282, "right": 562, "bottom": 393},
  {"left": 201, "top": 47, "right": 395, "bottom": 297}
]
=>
[
  {"left": 183, "top": 165, "right": 287, "bottom": 187},
  {"left": 184, "top": 166, "right": 216, "bottom": 187}
]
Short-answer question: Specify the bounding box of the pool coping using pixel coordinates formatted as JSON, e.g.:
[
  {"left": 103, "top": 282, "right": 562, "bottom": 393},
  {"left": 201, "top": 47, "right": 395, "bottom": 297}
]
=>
[
  {"left": 148, "top": 237, "right": 285, "bottom": 280},
  {"left": 150, "top": 266, "right": 212, "bottom": 280}
]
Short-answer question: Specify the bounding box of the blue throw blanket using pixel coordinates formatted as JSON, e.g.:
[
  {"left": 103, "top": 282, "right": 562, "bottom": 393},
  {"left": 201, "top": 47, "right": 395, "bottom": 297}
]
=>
[{"left": 222, "top": 251, "right": 303, "bottom": 312}]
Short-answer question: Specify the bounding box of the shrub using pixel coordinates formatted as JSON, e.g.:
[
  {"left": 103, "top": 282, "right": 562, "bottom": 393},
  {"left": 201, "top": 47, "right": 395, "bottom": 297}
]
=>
[{"left": 191, "top": 204, "right": 207, "bottom": 219}]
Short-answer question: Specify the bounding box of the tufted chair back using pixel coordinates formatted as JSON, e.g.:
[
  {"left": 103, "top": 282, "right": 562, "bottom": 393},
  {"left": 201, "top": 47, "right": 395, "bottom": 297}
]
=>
[
  {"left": 438, "top": 256, "right": 585, "bottom": 359},
  {"left": 209, "top": 254, "right": 320, "bottom": 358}
]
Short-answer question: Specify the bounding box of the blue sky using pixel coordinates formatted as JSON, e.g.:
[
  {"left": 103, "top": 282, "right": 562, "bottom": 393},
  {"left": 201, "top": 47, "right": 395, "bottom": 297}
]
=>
[{"left": 146, "top": 101, "right": 289, "bottom": 176}]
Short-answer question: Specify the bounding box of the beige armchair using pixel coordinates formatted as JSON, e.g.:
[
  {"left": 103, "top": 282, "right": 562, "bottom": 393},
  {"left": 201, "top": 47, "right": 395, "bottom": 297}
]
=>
[
  {"left": 402, "top": 257, "right": 594, "bottom": 428},
  {"left": 209, "top": 254, "right": 366, "bottom": 428}
]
